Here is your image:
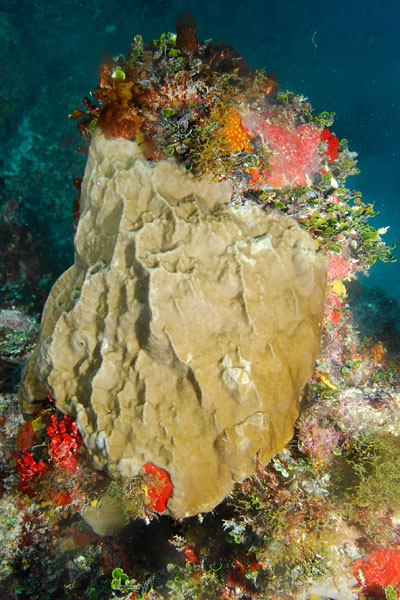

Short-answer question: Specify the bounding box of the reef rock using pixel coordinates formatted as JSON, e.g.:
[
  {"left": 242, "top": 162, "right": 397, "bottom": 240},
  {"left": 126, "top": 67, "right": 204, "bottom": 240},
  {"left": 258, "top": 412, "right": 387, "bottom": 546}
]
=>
[{"left": 19, "top": 133, "right": 328, "bottom": 518}]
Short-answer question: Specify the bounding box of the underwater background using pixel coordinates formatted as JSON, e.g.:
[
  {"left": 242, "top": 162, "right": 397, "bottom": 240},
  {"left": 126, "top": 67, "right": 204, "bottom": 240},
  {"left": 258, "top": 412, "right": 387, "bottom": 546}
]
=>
[
  {"left": 2, "top": 2, "right": 400, "bottom": 599},
  {"left": 1, "top": 0, "right": 399, "bottom": 328}
]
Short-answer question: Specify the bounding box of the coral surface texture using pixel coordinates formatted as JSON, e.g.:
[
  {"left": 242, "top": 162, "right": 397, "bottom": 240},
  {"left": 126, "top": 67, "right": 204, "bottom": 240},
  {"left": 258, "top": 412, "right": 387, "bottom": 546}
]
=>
[{"left": 20, "top": 133, "right": 328, "bottom": 518}]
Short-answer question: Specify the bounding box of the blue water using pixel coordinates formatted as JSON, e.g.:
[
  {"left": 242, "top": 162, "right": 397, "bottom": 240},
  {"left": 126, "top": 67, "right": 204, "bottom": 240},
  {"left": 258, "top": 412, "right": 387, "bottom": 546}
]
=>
[{"left": 1, "top": 0, "right": 399, "bottom": 309}]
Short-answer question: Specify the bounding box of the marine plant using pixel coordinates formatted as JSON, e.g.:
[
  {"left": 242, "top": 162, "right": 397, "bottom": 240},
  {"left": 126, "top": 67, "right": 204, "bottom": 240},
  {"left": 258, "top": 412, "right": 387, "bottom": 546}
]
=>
[
  {"left": 329, "top": 433, "right": 400, "bottom": 536},
  {"left": 223, "top": 458, "right": 340, "bottom": 594},
  {"left": 69, "top": 18, "right": 394, "bottom": 283}
]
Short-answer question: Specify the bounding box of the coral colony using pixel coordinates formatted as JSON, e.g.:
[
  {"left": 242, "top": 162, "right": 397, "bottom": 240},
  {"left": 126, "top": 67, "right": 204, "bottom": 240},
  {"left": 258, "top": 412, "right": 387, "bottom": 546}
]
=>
[{"left": 1, "top": 13, "right": 400, "bottom": 600}]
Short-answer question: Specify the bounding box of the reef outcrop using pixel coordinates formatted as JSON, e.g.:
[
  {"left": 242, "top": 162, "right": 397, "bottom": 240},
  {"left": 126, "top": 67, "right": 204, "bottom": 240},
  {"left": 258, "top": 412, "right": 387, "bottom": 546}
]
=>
[{"left": 19, "top": 132, "right": 328, "bottom": 518}]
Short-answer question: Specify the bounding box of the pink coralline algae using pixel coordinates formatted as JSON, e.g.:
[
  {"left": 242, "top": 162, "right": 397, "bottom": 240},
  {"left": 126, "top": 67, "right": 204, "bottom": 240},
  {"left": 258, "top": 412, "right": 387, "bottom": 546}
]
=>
[
  {"left": 325, "top": 291, "right": 344, "bottom": 325},
  {"left": 327, "top": 253, "right": 352, "bottom": 282},
  {"left": 156, "top": 72, "right": 205, "bottom": 111},
  {"left": 299, "top": 424, "right": 341, "bottom": 460},
  {"left": 47, "top": 414, "right": 83, "bottom": 473},
  {"left": 242, "top": 113, "right": 321, "bottom": 186}
]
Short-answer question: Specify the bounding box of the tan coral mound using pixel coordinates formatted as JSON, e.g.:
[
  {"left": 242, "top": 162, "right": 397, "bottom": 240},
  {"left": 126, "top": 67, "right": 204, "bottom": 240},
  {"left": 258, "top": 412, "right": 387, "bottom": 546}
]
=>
[{"left": 19, "top": 133, "right": 328, "bottom": 518}]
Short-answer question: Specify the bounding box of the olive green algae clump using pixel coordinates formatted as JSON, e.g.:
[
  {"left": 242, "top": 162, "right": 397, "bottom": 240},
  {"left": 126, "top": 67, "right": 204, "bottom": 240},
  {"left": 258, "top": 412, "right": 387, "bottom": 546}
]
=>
[{"left": 19, "top": 132, "right": 328, "bottom": 518}]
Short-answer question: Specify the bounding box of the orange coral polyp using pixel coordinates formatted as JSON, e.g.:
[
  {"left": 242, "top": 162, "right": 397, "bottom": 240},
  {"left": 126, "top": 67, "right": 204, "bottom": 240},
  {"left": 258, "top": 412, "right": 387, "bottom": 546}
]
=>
[{"left": 224, "top": 109, "right": 252, "bottom": 153}]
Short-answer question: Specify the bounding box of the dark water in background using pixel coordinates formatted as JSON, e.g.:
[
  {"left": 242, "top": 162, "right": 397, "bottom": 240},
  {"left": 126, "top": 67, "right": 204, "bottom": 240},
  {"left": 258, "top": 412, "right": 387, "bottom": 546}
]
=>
[{"left": 1, "top": 0, "right": 400, "bottom": 318}]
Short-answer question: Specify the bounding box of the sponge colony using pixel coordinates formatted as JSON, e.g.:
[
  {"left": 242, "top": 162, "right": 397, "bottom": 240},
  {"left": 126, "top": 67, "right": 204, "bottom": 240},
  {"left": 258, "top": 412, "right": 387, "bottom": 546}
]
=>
[{"left": 19, "top": 133, "right": 328, "bottom": 518}]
